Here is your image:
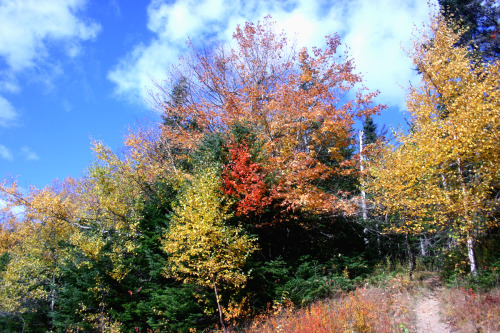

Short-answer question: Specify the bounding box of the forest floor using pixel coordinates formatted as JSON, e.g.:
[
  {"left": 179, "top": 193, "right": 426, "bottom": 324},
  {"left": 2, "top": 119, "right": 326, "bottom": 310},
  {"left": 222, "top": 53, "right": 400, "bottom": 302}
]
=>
[{"left": 240, "top": 273, "right": 500, "bottom": 333}]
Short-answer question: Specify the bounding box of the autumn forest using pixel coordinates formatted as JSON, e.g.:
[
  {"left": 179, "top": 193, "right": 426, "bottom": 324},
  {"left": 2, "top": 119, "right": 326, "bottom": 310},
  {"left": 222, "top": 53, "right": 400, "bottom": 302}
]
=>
[{"left": 0, "top": 2, "right": 499, "bottom": 332}]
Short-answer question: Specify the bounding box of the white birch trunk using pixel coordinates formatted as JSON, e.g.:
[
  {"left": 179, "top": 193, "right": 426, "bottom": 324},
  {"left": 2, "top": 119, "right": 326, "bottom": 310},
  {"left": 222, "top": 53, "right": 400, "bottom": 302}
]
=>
[
  {"left": 467, "top": 233, "right": 477, "bottom": 276},
  {"left": 359, "top": 130, "right": 369, "bottom": 245},
  {"left": 420, "top": 237, "right": 428, "bottom": 257},
  {"left": 359, "top": 130, "right": 367, "bottom": 221}
]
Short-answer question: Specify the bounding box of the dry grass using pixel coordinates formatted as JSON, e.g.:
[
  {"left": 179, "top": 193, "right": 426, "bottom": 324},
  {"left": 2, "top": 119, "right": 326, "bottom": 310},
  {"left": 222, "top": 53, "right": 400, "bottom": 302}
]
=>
[
  {"left": 440, "top": 287, "right": 500, "bottom": 332},
  {"left": 220, "top": 273, "right": 500, "bottom": 333},
  {"left": 242, "top": 286, "right": 414, "bottom": 333}
]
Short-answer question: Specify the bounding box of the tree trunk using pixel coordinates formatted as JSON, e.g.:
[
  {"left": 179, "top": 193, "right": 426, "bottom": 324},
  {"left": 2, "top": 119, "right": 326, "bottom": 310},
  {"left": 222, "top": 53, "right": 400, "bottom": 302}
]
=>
[
  {"left": 359, "top": 130, "right": 370, "bottom": 246},
  {"left": 50, "top": 275, "right": 55, "bottom": 313},
  {"left": 376, "top": 220, "right": 382, "bottom": 256},
  {"left": 359, "top": 130, "right": 367, "bottom": 221},
  {"left": 455, "top": 155, "right": 477, "bottom": 276},
  {"left": 406, "top": 233, "right": 414, "bottom": 281},
  {"left": 213, "top": 281, "right": 227, "bottom": 332},
  {"left": 466, "top": 232, "right": 477, "bottom": 276},
  {"left": 420, "top": 236, "right": 428, "bottom": 256}
]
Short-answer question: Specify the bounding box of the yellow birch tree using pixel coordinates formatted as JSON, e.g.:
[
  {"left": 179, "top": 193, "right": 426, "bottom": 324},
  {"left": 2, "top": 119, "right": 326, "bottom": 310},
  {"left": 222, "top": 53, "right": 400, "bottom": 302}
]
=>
[
  {"left": 162, "top": 166, "right": 257, "bottom": 331},
  {"left": 368, "top": 14, "right": 500, "bottom": 276},
  {"left": 0, "top": 129, "right": 173, "bottom": 325}
]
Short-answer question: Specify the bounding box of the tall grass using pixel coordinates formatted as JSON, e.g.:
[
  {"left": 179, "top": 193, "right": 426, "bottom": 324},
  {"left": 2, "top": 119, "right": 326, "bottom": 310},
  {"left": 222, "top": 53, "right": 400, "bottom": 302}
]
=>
[
  {"left": 243, "top": 286, "right": 414, "bottom": 333},
  {"left": 440, "top": 287, "right": 500, "bottom": 332}
]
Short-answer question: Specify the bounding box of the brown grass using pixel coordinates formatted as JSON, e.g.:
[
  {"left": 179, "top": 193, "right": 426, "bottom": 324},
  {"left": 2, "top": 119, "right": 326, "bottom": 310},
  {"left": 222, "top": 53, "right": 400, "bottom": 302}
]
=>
[
  {"left": 242, "top": 286, "right": 414, "bottom": 333},
  {"left": 213, "top": 273, "right": 500, "bottom": 333},
  {"left": 440, "top": 287, "right": 500, "bottom": 332}
]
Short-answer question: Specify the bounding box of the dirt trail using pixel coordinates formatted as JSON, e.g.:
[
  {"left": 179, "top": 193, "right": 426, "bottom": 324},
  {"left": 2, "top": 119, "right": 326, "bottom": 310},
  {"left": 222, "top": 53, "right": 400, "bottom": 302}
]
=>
[{"left": 415, "top": 291, "right": 452, "bottom": 333}]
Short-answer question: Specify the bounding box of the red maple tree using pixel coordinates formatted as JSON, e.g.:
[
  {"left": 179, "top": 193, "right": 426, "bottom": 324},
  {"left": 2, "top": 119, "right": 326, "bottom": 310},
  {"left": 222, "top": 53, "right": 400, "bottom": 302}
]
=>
[{"left": 222, "top": 142, "right": 271, "bottom": 216}]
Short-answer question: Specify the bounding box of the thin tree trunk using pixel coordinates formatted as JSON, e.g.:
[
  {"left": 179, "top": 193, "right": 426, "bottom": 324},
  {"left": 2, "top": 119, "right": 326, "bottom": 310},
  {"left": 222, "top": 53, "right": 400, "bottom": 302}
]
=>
[
  {"left": 213, "top": 281, "right": 226, "bottom": 332},
  {"left": 377, "top": 220, "right": 382, "bottom": 256},
  {"left": 50, "top": 275, "right": 55, "bottom": 312},
  {"left": 359, "top": 130, "right": 370, "bottom": 246},
  {"left": 406, "top": 232, "right": 414, "bottom": 281},
  {"left": 466, "top": 231, "right": 478, "bottom": 276},
  {"left": 455, "top": 151, "right": 477, "bottom": 276},
  {"left": 420, "top": 236, "right": 427, "bottom": 256},
  {"left": 359, "top": 130, "right": 367, "bottom": 221}
]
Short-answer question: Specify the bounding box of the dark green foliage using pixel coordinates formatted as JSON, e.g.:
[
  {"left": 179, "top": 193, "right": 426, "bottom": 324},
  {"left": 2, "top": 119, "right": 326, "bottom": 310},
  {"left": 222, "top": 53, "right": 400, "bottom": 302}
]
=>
[
  {"left": 170, "top": 76, "right": 189, "bottom": 110},
  {"left": 441, "top": 228, "right": 500, "bottom": 289},
  {"left": 124, "top": 285, "right": 204, "bottom": 332},
  {"left": 162, "top": 76, "right": 191, "bottom": 128},
  {"left": 0, "top": 314, "right": 24, "bottom": 333},
  {"left": 0, "top": 311, "right": 49, "bottom": 333},
  {"left": 363, "top": 116, "right": 378, "bottom": 144},
  {"left": 0, "top": 252, "right": 10, "bottom": 272},
  {"left": 439, "top": 0, "right": 499, "bottom": 62},
  {"left": 52, "top": 256, "right": 109, "bottom": 332},
  {"left": 241, "top": 212, "right": 377, "bottom": 311},
  {"left": 49, "top": 180, "right": 209, "bottom": 332},
  {"left": 190, "top": 131, "right": 227, "bottom": 169},
  {"left": 246, "top": 252, "right": 371, "bottom": 309},
  {"left": 112, "top": 181, "right": 206, "bottom": 332},
  {"left": 190, "top": 121, "right": 267, "bottom": 168},
  {"left": 278, "top": 260, "right": 354, "bottom": 305}
]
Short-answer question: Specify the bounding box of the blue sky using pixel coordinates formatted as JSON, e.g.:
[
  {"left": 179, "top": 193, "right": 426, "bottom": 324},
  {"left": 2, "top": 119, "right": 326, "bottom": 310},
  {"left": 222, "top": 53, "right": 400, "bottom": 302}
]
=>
[{"left": 0, "top": 0, "right": 436, "bottom": 189}]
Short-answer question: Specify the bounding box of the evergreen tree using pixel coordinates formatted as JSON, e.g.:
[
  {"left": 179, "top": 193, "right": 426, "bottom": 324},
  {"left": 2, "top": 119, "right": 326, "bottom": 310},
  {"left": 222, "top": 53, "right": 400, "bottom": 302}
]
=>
[
  {"left": 439, "top": 0, "right": 499, "bottom": 62},
  {"left": 362, "top": 116, "right": 378, "bottom": 144}
]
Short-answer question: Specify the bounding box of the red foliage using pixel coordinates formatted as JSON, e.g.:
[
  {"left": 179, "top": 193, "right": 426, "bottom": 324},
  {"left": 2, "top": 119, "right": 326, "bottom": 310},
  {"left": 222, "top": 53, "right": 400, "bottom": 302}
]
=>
[{"left": 222, "top": 143, "right": 272, "bottom": 216}]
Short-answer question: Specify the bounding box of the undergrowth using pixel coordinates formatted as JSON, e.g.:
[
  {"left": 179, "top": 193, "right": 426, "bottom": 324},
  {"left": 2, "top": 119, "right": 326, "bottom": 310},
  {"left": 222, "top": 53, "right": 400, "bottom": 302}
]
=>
[
  {"left": 241, "top": 285, "right": 414, "bottom": 333},
  {"left": 440, "top": 287, "right": 500, "bottom": 332},
  {"left": 206, "top": 258, "right": 500, "bottom": 333}
]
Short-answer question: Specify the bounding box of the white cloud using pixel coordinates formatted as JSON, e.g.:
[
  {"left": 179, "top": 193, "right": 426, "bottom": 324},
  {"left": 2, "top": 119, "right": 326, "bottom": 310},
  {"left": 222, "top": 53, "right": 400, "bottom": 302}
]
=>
[
  {"left": 0, "top": 144, "right": 13, "bottom": 161},
  {"left": 0, "top": 95, "right": 18, "bottom": 127},
  {"left": 21, "top": 146, "right": 40, "bottom": 161},
  {"left": 0, "top": 0, "right": 101, "bottom": 72},
  {"left": 341, "top": 0, "right": 434, "bottom": 109},
  {"left": 0, "top": 0, "right": 100, "bottom": 128},
  {"left": 109, "top": 0, "right": 437, "bottom": 109}
]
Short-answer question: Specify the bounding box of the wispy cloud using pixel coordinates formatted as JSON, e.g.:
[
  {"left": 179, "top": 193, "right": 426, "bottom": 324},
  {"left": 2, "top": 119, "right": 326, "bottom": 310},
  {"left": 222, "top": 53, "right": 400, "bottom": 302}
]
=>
[
  {"left": 21, "top": 146, "right": 39, "bottom": 161},
  {"left": 110, "top": 0, "right": 122, "bottom": 17},
  {"left": 0, "top": 96, "right": 18, "bottom": 128},
  {"left": 0, "top": 144, "right": 13, "bottom": 161},
  {"left": 108, "top": 0, "right": 436, "bottom": 109},
  {"left": 0, "top": 0, "right": 101, "bottom": 126}
]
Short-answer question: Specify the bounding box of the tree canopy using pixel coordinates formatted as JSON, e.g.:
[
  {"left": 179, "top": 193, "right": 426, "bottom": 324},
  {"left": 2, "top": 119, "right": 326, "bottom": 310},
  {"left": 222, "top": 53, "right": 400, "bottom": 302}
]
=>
[
  {"left": 367, "top": 13, "right": 500, "bottom": 275},
  {"left": 154, "top": 16, "right": 384, "bottom": 215}
]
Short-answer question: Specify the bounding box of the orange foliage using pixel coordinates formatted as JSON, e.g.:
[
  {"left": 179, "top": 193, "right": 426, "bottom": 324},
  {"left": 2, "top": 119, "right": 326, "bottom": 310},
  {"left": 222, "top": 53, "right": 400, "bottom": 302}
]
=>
[{"left": 154, "top": 16, "right": 384, "bottom": 215}]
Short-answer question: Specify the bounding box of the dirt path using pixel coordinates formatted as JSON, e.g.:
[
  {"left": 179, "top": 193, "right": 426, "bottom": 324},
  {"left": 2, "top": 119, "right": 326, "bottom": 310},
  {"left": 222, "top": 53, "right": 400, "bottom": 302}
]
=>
[{"left": 415, "top": 291, "right": 452, "bottom": 333}]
